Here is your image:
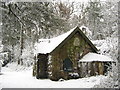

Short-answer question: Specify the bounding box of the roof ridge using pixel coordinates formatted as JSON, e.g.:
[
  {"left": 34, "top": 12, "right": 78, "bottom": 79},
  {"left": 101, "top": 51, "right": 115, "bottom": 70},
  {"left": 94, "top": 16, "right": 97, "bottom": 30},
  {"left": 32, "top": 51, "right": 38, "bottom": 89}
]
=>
[{"left": 34, "top": 26, "right": 98, "bottom": 54}]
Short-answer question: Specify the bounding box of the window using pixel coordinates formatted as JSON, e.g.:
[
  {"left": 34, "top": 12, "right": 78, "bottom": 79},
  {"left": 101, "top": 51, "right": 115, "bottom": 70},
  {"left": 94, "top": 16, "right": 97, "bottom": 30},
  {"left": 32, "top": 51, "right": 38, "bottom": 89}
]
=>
[
  {"left": 63, "top": 58, "right": 73, "bottom": 72},
  {"left": 74, "top": 37, "right": 80, "bottom": 46}
]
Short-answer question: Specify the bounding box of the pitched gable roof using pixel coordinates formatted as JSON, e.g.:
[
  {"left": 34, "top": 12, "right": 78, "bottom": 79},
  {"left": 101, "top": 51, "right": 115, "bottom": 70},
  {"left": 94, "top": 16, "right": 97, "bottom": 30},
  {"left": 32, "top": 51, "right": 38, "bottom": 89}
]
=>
[{"left": 34, "top": 26, "right": 98, "bottom": 54}]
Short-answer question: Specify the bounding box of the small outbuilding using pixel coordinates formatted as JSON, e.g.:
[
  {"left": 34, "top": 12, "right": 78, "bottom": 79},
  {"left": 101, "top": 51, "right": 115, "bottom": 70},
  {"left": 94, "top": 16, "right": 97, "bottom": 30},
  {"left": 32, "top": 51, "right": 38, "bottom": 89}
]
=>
[
  {"left": 78, "top": 52, "right": 114, "bottom": 77},
  {"left": 33, "top": 26, "right": 114, "bottom": 81}
]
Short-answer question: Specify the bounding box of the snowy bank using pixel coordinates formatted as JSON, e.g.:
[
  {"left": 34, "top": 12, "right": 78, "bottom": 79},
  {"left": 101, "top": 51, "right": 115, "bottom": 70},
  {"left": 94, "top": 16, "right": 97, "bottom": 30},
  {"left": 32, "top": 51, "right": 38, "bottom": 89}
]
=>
[{"left": 0, "top": 63, "right": 107, "bottom": 89}]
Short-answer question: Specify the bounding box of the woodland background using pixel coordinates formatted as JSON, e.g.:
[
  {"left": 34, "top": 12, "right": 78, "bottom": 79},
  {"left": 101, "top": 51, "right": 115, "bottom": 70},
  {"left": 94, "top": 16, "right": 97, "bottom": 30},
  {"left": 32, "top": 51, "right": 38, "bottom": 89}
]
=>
[{"left": 0, "top": 0, "right": 119, "bottom": 88}]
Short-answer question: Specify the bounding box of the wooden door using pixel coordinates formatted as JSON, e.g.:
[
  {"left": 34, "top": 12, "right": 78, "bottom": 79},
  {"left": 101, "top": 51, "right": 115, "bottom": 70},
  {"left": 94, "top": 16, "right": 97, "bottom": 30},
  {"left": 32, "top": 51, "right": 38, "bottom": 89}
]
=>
[{"left": 36, "top": 54, "right": 48, "bottom": 79}]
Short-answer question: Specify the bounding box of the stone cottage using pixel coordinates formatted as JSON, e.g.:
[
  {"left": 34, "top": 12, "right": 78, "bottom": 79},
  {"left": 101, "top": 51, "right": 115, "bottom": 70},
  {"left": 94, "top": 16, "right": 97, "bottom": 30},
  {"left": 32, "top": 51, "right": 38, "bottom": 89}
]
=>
[{"left": 33, "top": 26, "right": 114, "bottom": 81}]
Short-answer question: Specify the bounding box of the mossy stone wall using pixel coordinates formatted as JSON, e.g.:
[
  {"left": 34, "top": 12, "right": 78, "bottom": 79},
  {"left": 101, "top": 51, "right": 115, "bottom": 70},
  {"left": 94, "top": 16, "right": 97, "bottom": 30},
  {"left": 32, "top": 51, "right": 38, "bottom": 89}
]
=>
[{"left": 49, "top": 32, "right": 94, "bottom": 80}]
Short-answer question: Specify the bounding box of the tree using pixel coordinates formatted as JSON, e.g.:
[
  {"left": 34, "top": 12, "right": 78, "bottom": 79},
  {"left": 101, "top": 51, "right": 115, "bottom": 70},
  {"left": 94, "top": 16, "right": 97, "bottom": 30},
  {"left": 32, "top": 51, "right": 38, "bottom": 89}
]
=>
[
  {"left": 85, "top": 0, "right": 103, "bottom": 39},
  {"left": 1, "top": 2, "right": 67, "bottom": 65},
  {"left": 53, "top": 1, "right": 75, "bottom": 32}
]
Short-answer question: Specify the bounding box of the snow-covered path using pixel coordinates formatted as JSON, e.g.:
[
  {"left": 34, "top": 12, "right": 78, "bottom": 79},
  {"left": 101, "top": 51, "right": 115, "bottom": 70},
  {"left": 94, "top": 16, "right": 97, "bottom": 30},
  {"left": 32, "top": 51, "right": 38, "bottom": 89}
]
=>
[{"left": 0, "top": 64, "right": 107, "bottom": 89}]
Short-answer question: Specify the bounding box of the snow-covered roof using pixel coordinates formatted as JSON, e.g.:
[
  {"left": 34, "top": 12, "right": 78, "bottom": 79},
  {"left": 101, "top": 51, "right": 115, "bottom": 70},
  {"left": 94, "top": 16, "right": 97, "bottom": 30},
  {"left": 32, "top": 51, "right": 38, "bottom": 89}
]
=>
[
  {"left": 34, "top": 26, "right": 98, "bottom": 54},
  {"left": 79, "top": 52, "right": 114, "bottom": 62},
  {"left": 34, "top": 27, "right": 77, "bottom": 54}
]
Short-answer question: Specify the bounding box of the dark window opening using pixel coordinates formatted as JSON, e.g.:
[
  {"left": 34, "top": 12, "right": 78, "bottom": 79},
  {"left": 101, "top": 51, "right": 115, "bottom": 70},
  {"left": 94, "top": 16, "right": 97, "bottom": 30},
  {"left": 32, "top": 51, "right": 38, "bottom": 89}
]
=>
[
  {"left": 104, "top": 62, "right": 112, "bottom": 75},
  {"left": 63, "top": 58, "right": 73, "bottom": 72}
]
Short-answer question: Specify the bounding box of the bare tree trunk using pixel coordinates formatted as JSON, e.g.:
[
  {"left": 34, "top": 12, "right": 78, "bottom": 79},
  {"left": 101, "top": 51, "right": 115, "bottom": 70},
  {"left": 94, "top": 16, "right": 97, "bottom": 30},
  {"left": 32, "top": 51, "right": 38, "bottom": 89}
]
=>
[{"left": 18, "top": 22, "right": 23, "bottom": 65}]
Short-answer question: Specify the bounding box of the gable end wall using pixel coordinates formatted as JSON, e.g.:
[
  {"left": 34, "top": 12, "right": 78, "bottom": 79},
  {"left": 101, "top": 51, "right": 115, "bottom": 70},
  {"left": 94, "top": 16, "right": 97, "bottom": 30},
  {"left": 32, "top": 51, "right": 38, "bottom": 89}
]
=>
[{"left": 49, "top": 32, "right": 95, "bottom": 80}]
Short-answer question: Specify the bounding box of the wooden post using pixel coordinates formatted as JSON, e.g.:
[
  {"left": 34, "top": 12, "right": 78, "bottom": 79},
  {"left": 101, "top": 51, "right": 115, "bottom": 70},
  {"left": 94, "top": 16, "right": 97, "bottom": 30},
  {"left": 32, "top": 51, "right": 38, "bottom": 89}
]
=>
[
  {"left": 98, "top": 62, "right": 104, "bottom": 75},
  {"left": 86, "top": 62, "right": 88, "bottom": 76},
  {"left": 90, "top": 62, "right": 94, "bottom": 76}
]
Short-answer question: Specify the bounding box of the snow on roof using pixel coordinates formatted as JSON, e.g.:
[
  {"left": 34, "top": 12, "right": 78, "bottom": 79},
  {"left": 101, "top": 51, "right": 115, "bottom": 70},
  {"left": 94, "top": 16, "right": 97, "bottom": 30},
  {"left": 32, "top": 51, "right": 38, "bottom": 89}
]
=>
[
  {"left": 79, "top": 52, "right": 114, "bottom": 62},
  {"left": 34, "top": 26, "right": 77, "bottom": 54},
  {"left": 80, "top": 25, "right": 92, "bottom": 38},
  {"left": 80, "top": 25, "right": 89, "bottom": 30}
]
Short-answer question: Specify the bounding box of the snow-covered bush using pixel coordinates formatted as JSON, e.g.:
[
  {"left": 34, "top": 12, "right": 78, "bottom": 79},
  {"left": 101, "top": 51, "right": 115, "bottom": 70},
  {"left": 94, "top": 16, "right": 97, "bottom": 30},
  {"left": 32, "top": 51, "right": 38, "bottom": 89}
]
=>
[
  {"left": 69, "top": 72, "right": 79, "bottom": 79},
  {"left": 13, "top": 44, "right": 21, "bottom": 62},
  {"left": 94, "top": 70, "right": 118, "bottom": 88},
  {"left": 21, "top": 48, "right": 34, "bottom": 67},
  {"left": 47, "top": 55, "right": 52, "bottom": 77},
  {"left": 0, "top": 60, "right": 3, "bottom": 72},
  {"left": 92, "top": 37, "right": 118, "bottom": 88},
  {"left": 94, "top": 74, "right": 114, "bottom": 88}
]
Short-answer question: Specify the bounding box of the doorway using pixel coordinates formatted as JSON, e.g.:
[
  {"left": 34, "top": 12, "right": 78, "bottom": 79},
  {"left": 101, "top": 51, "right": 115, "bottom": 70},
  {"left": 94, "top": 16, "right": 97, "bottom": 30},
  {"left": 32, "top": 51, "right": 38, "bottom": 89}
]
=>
[
  {"left": 36, "top": 54, "right": 48, "bottom": 79},
  {"left": 63, "top": 58, "right": 73, "bottom": 72}
]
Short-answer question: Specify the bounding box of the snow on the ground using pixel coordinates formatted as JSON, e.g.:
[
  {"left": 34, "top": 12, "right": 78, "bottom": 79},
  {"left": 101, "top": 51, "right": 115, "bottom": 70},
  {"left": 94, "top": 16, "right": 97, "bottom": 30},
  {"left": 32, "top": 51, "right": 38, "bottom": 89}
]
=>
[{"left": 0, "top": 63, "right": 107, "bottom": 89}]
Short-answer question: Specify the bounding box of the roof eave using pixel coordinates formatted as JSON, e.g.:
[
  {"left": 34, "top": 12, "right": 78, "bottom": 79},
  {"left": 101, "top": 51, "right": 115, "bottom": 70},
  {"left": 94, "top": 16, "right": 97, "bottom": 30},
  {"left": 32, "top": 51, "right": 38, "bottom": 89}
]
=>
[{"left": 50, "top": 26, "right": 98, "bottom": 54}]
